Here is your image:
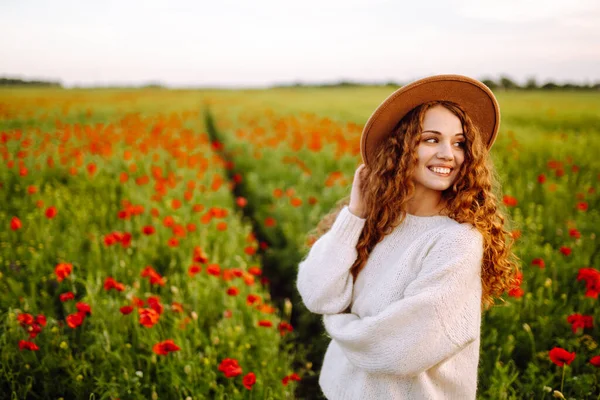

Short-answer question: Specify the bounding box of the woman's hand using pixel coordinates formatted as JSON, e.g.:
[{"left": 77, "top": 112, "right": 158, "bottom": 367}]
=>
[{"left": 348, "top": 164, "right": 368, "bottom": 218}]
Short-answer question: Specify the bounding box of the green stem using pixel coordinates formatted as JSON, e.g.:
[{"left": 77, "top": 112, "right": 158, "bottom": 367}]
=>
[{"left": 560, "top": 365, "right": 566, "bottom": 393}]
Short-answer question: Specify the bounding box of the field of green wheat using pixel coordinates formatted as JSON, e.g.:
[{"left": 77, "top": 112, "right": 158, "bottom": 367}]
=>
[{"left": 1, "top": 87, "right": 599, "bottom": 399}]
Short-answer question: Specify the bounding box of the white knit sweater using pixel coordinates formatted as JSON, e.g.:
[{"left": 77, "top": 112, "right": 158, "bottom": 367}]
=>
[{"left": 296, "top": 205, "right": 485, "bottom": 400}]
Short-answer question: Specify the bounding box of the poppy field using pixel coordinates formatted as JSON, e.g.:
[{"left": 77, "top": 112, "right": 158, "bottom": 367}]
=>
[{"left": 1, "top": 86, "right": 600, "bottom": 399}]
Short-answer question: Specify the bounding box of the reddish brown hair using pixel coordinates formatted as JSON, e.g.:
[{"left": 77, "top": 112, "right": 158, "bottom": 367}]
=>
[{"left": 306, "top": 100, "right": 521, "bottom": 311}]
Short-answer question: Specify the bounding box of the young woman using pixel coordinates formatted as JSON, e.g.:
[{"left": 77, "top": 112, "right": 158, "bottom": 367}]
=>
[{"left": 296, "top": 75, "right": 520, "bottom": 399}]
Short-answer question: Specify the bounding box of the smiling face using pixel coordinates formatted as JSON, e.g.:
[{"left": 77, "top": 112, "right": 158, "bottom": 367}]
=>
[{"left": 411, "top": 105, "right": 466, "bottom": 199}]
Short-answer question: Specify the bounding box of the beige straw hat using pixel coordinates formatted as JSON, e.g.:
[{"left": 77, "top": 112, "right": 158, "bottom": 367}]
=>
[{"left": 360, "top": 74, "right": 500, "bottom": 166}]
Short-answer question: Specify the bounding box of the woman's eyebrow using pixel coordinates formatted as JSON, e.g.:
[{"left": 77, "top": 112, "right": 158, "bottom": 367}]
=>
[{"left": 422, "top": 130, "right": 465, "bottom": 137}]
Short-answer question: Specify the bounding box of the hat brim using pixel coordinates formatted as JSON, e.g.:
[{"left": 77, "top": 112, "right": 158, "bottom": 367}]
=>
[{"left": 360, "top": 74, "right": 500, "bottom": 166}]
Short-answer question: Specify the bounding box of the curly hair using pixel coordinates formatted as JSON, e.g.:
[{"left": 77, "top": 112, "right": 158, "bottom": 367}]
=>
[{"left": 306, "top": 100, "right": 521, "bottom": 311}]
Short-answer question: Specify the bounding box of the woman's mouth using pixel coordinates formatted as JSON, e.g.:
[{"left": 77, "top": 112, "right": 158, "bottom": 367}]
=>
[{"left": 428, "top": 166, "right": 452, "bottom": 177}]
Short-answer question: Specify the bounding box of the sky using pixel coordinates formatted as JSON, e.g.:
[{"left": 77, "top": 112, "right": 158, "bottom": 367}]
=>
[{"left": 1, "top": 0, "right": 600, "bottom": 88}]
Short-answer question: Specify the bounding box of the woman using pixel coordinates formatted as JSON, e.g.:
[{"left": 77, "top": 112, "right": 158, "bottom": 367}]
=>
[{"left": 296, "top": 75, "right": 520, "bottom": 399}]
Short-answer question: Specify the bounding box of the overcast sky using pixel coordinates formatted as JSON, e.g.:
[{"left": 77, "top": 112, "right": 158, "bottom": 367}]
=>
[{"left": 1, "top": 0, "right": 599, "bottom": 88}]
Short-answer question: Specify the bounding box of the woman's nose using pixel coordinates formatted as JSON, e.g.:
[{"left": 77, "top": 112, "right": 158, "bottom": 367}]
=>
[{"left": 436, "top": 143, "right": 454, "bottom": 160}]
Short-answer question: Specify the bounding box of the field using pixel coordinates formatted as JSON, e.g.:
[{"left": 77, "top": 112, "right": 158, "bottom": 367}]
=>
[{"left": 1, "top": 86, "right": 599, "bottom": 399}]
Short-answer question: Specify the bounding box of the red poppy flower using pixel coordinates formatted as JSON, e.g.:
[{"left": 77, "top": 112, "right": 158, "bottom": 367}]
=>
[
  {"left": 507, "top": 271, "right": 524, "bottom": 298},
  {"left": 577, "top": 268, "right": 600, "bottom": 298},
  {"left": 45, "top": 206, "right": 58, "bottom": 219},
  {"left": 10, "top": 216, "right": 22, "bottom": 230},
  {"left": 531, "top": 258, "right": 545, "bottom": 269},
  {"left": 59, "top": 292, "right": 75, "bottom": 302},
  {"left": 188, "top": 264, "right": 202, "bottom": 277},
  {"left": 549, "top": 347, "right": 576, "bottom": 367},
  {"left": 590, "top": 356, "right": 600, "bottom": 367},
  {"left": 278, "top": 322, "right": 294, "bottom": 336},
  {"left": 104, "top": 277, "right": 125, "bottom": 292},
  {"left": 207, "top": 264, "right": 221, "bottom": 277},
  {"left": 537, "top": 174, "right": 546, "bottom": 184},
  {"left": 248, "top": 266, "right": 262, "bottom": 276},
  {"left": 227, "top": 287, "right": 239, "bottom": 296},
  {"left": 120, "top": 305, "right": 134, "bottom": 315},
  {"left": 17, "top": 313, "right": 34, "bottom": 326},
  {"left": 76, "top": 302, "right": 92, "bottom": 316},
  {"left": 147, "top": 296, "right": 164, "bottom": 315},
  {"left": 242, "top": 372, "right": 256, "bottom": 390},
  {"left": 153, "top": 339, "right": 180, "bottom": 356},
  {"left": 218, "top": 358, "right": 243, "bottom": 378},
  {"left": 35, "top": 314, "right": 47, "bottom": 327},
  {"left": 138, "top": 308, "right": 160, "bottom": 327},
  {"left": 141, "top": 266, "right": 166, "bottom": 286},
  {"left": 568, "top": 228, "right": 581, "bottom": 239},
  {"left": 559, "top": 246, "right": 572, "bottom": 256},
  {"left": 576, "top": 202, "right": 588, "bottom": 211},
  {"left": 566, "top": 314, "right": 593, "bottom": 334},
  {"left": 289, "top": 373, "right": 301, "bottom": 381},
  {"left": 142, "top": 225, "right": 155, "bottom": 235},
  {"left": 247, "top": 294, "right": 261, "bottom": 306},
  {"left": 18, "top": 340, "right": 39, "bottom": 351},
  {"left": 502, "top": 195, "right": 518, "bottom": 207},
  {"left": 55, "top": 263, "right": 73, "bottom": 282},
  {"left": 66, "top": 312, "right": 85, "bottom": 329},
  {"left": 258, "top": 320, "right": 273, "bottom": 327}
]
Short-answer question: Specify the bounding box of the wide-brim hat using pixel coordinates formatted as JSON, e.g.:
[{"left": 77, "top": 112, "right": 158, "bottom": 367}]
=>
[{"left": 360, "top": 74, "right": 500, "bottom": 166}]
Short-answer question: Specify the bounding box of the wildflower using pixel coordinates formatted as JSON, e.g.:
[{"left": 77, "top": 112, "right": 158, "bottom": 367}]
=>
[
  {"left": 258, "top": 320, "right": 273, "bottom": 327},
  {"left": 590, "top": 356, "right": 600, "bottom": 367},
  {"left": 142, "top": 225, "right": 155, "bottom": 235},
  {"left": 537, "top": 174, "right": 546, "bottom": 184},
  {"left": 242, "top": 372, "right": 256, "bottom": 390},
  {"left": 45, "top": 206, "right": 58, "bottom": 219},
  {"left": 104, "top": 277, "right": 125, "bottom": 292},
  {"left": 138, "top": 308, "right": 160, "bottom": 328},
  {"left": 577, "top": 268, "right": 600, "bottom": 299},
  {"left": 10, "top": 216, "right": 22, "bottom": 230},
  {"left": 227, "top": 287, "right": 239, "bottom": 296},
  {"left": 147, "top": 296, "right": 164, "bottom": 315},
  {"left": 568, "top": 228, "right": 581, "bottom": 239},
  {"left": 17, "top": 313, "right": 34, "bottom": 327},
  {"left": 549, "top": 347, "right": 576, "bottom": 367},
  {"left": 120, "top": 306, "right": 134, "bottom": 315},
  {"left": 576, "top": 202, "right": 588, "bottom": 212},
  {"left": 507, "top": 271, "right": 524, "bottom": 298},
  {"left": 559, "top": 246, "right": 571, "bottom": 256},
  {"left": 247, "top": 294, "right": 261, "bottom": 306},
  {"left": 531, "top": 258, "right": 545, "bottom": 269},
  {"left": 141, "top": 266, "right": 165, "bottom": 286},
  {"left": 153, "top": 339, "right": 180, "bottom": 356},
  {"left": 218, "top": 358, "right": 243, "bottom": 378},
  {"left": 66, "top": 312, "right": 85, "bottom": 329},
  {"left": 55, "top": 263, "right": 73, "bottom": 282},
  {"left": 188, "top": 264, "right": 202, "bottom": 277},
  {"left": 59, "top": 292, "right": 75, "bottom": 302},
  {"left": 502, "top": 195, "right": 518, "bottom": 207},
  {"left": 76, "top": 302, "right": 92, "bottom": 316},
  {"left": 566, "top": 314, "right": 593, "bottom": 334},
  {"left": 278, "top": 322, "right": 294, "bottom": 336},
  {"left": 18, "top": 340, "right": 39, "bottom": 351}
]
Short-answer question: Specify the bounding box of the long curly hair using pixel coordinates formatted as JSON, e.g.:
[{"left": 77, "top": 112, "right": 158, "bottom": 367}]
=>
[{"left": 306, "top": 100, "right": 521, "bottom": 311}]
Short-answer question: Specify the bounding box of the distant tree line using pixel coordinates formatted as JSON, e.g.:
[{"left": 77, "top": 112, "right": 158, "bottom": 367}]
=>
[
  {"left": 0, "top": 77, "right": 62, "bottom": 87},
  {"left": 2, "top": 75, "right": 599, "bottom": 90},
  {"left": 277, "top": 76, "right": 600, "bottom": 91},
  {"left": 479, "top": 75, "right": 600, "bottom": 91}
]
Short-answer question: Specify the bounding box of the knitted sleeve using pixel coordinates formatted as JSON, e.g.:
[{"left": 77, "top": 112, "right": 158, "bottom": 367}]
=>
[
  {"left": 322, "top": 224, "right": 484, "bottom": 377},
  {"left": 296, "top": 205, "right": 366, "bottom": 314}
]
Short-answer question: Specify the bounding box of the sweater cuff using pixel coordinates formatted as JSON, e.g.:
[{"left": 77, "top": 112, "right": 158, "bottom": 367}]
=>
[{"left": 329, "top": 206, "right": 366, "bottom": 247}]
